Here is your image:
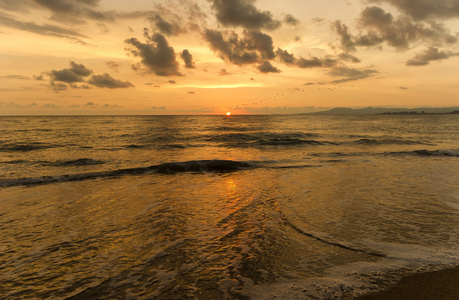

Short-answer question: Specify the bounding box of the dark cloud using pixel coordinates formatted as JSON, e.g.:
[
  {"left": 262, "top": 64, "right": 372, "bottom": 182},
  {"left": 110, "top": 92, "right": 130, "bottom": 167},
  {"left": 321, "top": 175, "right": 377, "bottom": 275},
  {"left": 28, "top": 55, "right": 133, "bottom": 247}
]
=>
[
  {"left": 87, "top": 73, "right": 134, "bottom": 88},
  {"left": 168, "top": 80, "right": 176, "bottom": 84},
  {"left": 149, "top": 14, "right": 184, "bottom": 36},
  {"left": 296, "top": 57, "right": 324, "bottom": 68},
  {"left": 219, "top": 68, "right": 231, "bottom": 75},
  {"left": 49, "top": 68, "right": 85, "bottom": 83},
  {"left": 369, "top": 0, "right": 459, "bottom": 21},
  {"left": 245, "top": 30, "right": 275, "bottom": 59},
  {"left": 48, "top": 61, "right": 92, "bottom": 85},
  {"left": 333, "top": 20, "right": 356, "bottom": 52},
  {"left": 181, "top": 49, "right": 196, "bottom": 69},
  {"left": 45, "top": 61, "right": 132, "bottom": 90},
  {"left": 204, "top": 29, "right": 275, "bottom": 65},
  {"left": 276, "top": 48, "right": 339, "bottom": 69},
  {"left": 275, "top": 48, "right": 295, "bottom": 64},
  {"left": 125, "top": 31, "right": 182, "bottom": 76},
  {"left": 0, "top": 12, "right": 88, "bottom": 43},
  {"left": 283, "top": 14, "right": 300, "bottom": 26},
  {"left": 69, "top": 61, "right": 92, "bottom": 76},
  {"left": 329, "top": 67, "right": 378, "bottom": 83},
  {"left": 209, "top": 0, "right": 281, "bottom": 30},
  {"left": 334, "top": 7, "right": 458, "bottom": 53},
  {"left": 406, "top": 46, "right": 457, "bottom": 66},
  {"left": 257, "top": 61, "right": 281, "bottom": 73}
]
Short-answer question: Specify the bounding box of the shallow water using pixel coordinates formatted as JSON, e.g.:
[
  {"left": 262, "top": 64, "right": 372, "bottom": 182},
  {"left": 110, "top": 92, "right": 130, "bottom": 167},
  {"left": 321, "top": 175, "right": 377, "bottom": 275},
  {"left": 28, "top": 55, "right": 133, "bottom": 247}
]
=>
[{"left": 1, "top": 115, "right": 458, "bottom": 299}]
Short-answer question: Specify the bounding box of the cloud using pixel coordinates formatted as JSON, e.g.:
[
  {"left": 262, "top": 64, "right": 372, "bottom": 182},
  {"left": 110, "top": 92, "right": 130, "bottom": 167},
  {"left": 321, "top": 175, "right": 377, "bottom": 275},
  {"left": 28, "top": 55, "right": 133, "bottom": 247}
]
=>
[
  {"left": 296, "top": 57, "right": 324, "bottom": 68},
  {"left": 49, "top": 69, "right": 85, "bottom": 83},
  {"left": 2, "top": 74, "right": 29, "bottom": 79},
  {"left": 332, "top": 20, "right": 356, "bottom": 52},
  {"left": 369, "top": 0, "right": 459, "bottom": 21},
  {"left": 406, "top": 46, "right": 457, "bottom": 66},
  {"left": 50, "top": 81, "right": 68, "bottom": 91},
  {"left": 148, "top": 1, "right": 207, "bottom": 35},
  {"left": 276, "top": 48, "right": 338, "bottom": 69},
  {"left": 0, "top": 0, "right": 153, "bottom": 25},
  {"left": 0, "top": 0, "right": 33, "bottom": 12},
  {"left": 97, "top": 23, "right": 110, "bottom": 34},
  {"left": 283, "top": 14, "right": 300, "bottom": 26},
  {"left": 181, "top": 49, "right": 196, "bottom": 69},
  {"left": 87, "top": 73, "right": 134, "bottom": 88},
  {"left": 125, "top": 31, "right": 183, "bottom": 76},
  {"left": 275, "top": 48, "right": 295, "bottom": 64},
  {"left": 203, "top": 29, "right": 275, "bottom": 66},
  {"left": 168, "top": 80, "right": 176, "bottom": 84},
  {"left": 69, "top": 61, "right": 92, "bottom": 76},
  {"left": 334, "top": 7, "right": 458, "bottom": 52},
  {"left": 0, "top": 12, "right": 88, "bottom": 43},
  {"left": 44, "top": 61, "right": 133, "bottom": 90},
  {"left": 209, "top": 0, "right": 281, "bottom": 30},
  {"left": 338, "top": 52, "right": 361, "bottom": 63},
  {"left": 149, "top": 14, "right": 184, "bottom": 36},
  {"left": 329, "top": 67, "right": 378, "bottom": 83},
  {"left": 106, "top": 61, "right": 120, "bottom": 72},
  {"left": 257, "top": 61, "right": 281, "bottom": 73},
  {"left": 219, "top": 68, "right": 231, "bottom": 75}
]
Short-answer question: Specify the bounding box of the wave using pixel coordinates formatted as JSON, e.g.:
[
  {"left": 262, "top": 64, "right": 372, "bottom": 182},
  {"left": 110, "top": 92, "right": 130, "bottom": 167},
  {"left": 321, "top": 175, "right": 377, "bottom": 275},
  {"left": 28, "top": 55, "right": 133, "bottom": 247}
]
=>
[
  {"left": 0, "top": 160, "right": 256, "bottom": 188},
  {"left": 411, "top": 149, "right": 459, "bottom": 157},
  {"left": 0, "top": 142, "right": 56, "bottom": 152},
  {"left": 352, "top": 138, "right": 428, "bottom": 146},
  {"left": 52, "top": 158, "right": 106, "bottom": 167},
  {"left": 390, "top": 149, "right": 459, "bottom": 157},
  {"left": 207, "top": 132, "right": 327, "bottom": 147}
]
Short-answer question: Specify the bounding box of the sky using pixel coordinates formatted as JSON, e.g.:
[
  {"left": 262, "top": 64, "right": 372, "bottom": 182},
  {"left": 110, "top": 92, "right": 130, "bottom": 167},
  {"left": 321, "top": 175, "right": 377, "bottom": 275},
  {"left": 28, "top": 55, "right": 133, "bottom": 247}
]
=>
[{"left": 1, "top": 0, "right": 459, "bottom": 115}]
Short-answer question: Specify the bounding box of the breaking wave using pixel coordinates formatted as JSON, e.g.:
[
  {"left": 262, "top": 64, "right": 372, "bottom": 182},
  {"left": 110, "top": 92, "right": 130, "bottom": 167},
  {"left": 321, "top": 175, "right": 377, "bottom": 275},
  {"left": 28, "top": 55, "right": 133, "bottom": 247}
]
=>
[{"left": 0, "top": 160, "right": 256, "bottom": 188}]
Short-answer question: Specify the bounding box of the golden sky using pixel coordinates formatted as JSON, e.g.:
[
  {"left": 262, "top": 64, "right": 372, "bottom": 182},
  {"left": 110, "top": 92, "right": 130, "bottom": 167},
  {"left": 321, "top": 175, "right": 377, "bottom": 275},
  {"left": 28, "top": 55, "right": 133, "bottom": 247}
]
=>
[{"left": 1, "top": 0, "right": 459, "bottom": 115}]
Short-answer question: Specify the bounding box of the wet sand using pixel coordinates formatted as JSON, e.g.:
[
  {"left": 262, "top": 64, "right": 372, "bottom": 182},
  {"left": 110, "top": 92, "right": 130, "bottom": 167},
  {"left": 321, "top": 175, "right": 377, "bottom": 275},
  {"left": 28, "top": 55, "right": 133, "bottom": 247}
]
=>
[{"left": 358, "top": 266, "right": 459, "bottom": 300}]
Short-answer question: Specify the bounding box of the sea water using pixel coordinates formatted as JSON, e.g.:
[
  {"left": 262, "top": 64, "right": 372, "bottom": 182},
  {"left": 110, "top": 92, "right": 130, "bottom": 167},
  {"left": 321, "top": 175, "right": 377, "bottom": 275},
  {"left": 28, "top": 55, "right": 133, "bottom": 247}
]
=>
[{"left": 0, "top": 114, "right": 458, "bottom": 299}]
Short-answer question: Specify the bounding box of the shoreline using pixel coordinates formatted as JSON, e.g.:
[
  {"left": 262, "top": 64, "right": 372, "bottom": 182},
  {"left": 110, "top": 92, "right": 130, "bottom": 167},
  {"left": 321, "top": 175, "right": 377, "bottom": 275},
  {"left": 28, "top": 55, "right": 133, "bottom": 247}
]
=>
[{"left": 357, "top": 266, "right": 459, "bottom": 300}]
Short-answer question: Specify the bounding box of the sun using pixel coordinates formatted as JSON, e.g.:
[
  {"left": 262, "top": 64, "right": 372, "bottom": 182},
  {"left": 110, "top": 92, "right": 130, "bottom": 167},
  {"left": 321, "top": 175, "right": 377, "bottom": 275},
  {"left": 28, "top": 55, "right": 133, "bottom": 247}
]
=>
[{"left": 226, "top": 112, "right": 231, "bottom": 116}]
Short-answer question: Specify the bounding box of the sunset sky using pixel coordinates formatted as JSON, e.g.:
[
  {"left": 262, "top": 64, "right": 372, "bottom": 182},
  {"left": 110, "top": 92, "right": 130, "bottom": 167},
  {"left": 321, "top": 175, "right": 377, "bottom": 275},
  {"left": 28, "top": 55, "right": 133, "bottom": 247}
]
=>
[{"left": 1, "top": 0, "right": 459, "bottom": 115}]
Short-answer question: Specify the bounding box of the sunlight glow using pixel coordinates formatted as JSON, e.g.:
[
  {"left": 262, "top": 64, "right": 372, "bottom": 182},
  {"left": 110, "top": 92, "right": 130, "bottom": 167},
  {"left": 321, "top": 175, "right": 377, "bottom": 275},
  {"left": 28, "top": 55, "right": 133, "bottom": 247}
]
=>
[{"left": 226, "top": 112, "right": 231, "bottom": 116}]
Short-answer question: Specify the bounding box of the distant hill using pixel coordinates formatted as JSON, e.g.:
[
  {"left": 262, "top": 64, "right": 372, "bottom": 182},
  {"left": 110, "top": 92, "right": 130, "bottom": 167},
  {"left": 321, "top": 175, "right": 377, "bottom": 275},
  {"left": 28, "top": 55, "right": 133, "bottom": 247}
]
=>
[{"left": 309, "top": 107, "right": 459, "bottom": 115}]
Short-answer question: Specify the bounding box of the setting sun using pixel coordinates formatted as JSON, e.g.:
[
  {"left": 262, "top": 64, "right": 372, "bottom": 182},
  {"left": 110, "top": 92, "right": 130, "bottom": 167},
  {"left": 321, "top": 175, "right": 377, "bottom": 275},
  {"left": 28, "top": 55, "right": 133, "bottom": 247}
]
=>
[{"left": 226, "top": 112, "right": 231, "bottom": 116}]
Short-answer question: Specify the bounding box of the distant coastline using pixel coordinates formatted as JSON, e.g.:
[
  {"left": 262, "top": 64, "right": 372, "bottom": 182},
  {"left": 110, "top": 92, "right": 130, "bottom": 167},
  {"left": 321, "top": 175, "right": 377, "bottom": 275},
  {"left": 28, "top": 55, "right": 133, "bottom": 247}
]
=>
[{"left": 305, "top": 107, "right": 459, "bottom": 115}]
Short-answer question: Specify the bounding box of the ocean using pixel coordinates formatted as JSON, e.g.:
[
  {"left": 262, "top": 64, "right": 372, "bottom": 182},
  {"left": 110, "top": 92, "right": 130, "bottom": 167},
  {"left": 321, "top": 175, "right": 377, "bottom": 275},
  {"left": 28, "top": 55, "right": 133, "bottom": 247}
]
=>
[{"left": 0, "top": 114, "right": 458, "bottom": 299}]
